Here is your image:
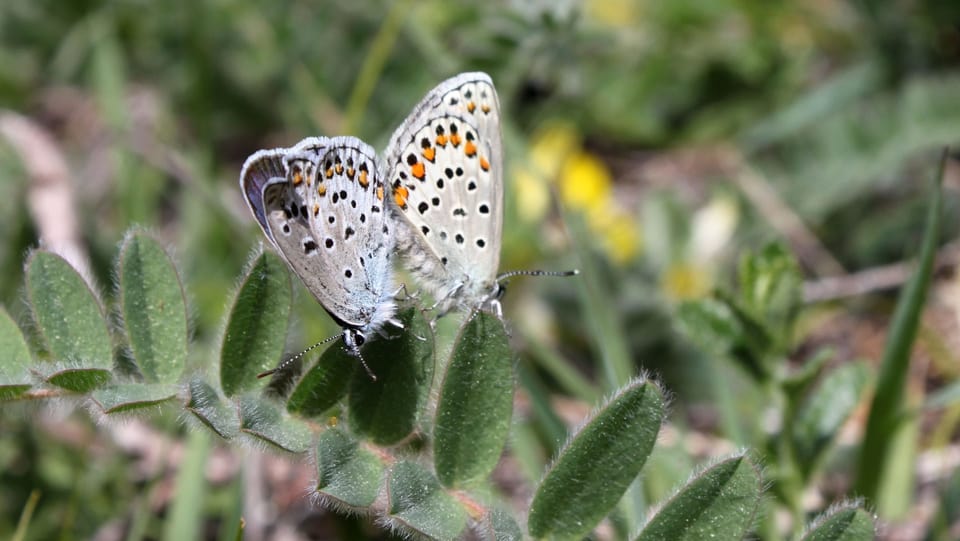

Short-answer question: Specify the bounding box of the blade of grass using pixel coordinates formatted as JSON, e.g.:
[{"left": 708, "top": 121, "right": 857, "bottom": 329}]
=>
[
  {"left": 12, "top": 490, "right": 40, "bottom": 541},
  {"left": 163, "top": 430, "right": 211, "bottom": 541},
  {"left": 342, "top": 0, "right": 413, "bottom": 135},
  {"left": 855, "top": 149, "right": 945, "bottom": 501}
]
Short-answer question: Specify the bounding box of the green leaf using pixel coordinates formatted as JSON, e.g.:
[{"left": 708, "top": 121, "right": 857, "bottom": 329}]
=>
[
  {"left": 477, "top": 507, "right": 523, "bottom": 541},
  {"left": 220, "top": 251, "right": 291, "bottom": 397},
  {"left": 783, "top": 348, "right": 834, "bottom": 402},
  {"left": 801, "top": 504, "right": 876, "bottom": 541},
  {"left": 286, "top": 345, "right": 357, "bottom": 418},
  {"left": 348, "top": 307, "right": 434, "bottom": 445},
  {"left": 314, "top": 428, "right": 383, "bottom": 508},
  {"left": 856, "top": 151, "right": 944, "bottom": 499},
  {"left": 677, "top": 298, "right": 770, "bottom": 381},
  {"left": 634, "top": 454, "right": 762, "bottom": 541},
  {"left": 118, "top": 230, "right": 188, "bottom": 383},
  {"left": 185, "top": 377, "right": 239, "bottom": 439},
  {"left": 25, "top": 251, "right": 112, "bottom": 368},
  {"left": 0, "top": 306, "right": 33, "bottom": 399},
  {"left": 528, "top": 378, "right": 665, "bottom": 539},
  {"left": 92, "top": 383, "right": 178, "bottom": 413},
  {"left": 793, "top": 361, "right": 870, "bottom": 478},
  {"left": 737, "top": 242, "right": 802, "bottom": 340},
  {"left": 239, "top": 394, "right": 311, "bottom": 453},
  {"left": 41, "top": 365, "right": 112, "bottom": 392},
  {"left": 434, "top": 311, "right": 514, "bottom": 488},
  {"left": 386, "top": 461, "right": 467, "bottom": 540}
]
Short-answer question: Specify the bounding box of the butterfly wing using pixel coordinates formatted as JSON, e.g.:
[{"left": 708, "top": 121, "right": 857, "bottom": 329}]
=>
[
  {"left": 240, "top": 137, "right": 395, "bottom": 332},
  {"left": 384, "top": 72, "right": 503, "bottom": 308}
]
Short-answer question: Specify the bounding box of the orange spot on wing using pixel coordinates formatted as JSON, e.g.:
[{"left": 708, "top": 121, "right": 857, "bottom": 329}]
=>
[
  {"left": 335, "top": 164, "right": 343, "bottom": 174},
  {"left": 313, "top": 203, "right": 320, "bottom": 216},
  {"left": 317, "top": 184, "right": 327, "bottom": 196},
  {"left": 450, "top": 134, "right": 461, "bottom": 147},
  {"left": 347, "top": 167, "right": 355, "bottom": 179},
  {"left": 359, "top": 170, "right": 369, "bottom": 188},
  {"left": 376, "top": 185, "right": 384, "bottom": 201},
  {"left": 467, "top": 101, "right": 476, "bottom": 113},
  {"left": 464, "top": 141, "right": 477, "bottom": 157},
  {"left": 422, "top": 147, "right": 436, "bottom": 162},
  {"left": 292, "top": 171, "right": 304, "bottom": 185},
  {"left": 481, "top": 104, "right": 491, "bottom": 114},
  {"left": 480, "top": 156, "right": 490, "bottom": 171},
  {"left": 393, "top": 186, "right": 409, "bottom": 208},
  {"left": 325, "top": 168, "right": 334, "bottom": 179},
  {"left": 411, "top": 162, "right": 426, "bottom": 179},
  {"left": 436, "top": 134, "right": 448, "bottom": 147}
]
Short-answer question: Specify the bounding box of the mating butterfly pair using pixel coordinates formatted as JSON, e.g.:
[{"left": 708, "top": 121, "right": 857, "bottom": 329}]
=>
[{"left": 240, "top": 73, "right": 572, "bottom": 369}]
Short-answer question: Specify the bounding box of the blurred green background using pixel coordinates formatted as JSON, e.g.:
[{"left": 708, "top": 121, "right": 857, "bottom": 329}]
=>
[{"left": 2, "top": 0, "right": 960, "bottom": 539}]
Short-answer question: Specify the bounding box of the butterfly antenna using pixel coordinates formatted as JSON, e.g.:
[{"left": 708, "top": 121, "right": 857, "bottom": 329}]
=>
[
  {"left": 497, "top": 269, "right": 580, "bottom": 281},
  {"left": 256, "top": 332, "right": 344, "bottom": 379},
  {"left": 354, "top": 348, "right": 377, "bottom": 381}
]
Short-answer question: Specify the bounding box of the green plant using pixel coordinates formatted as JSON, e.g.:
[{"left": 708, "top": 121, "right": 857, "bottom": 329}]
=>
[{"left": 1, "top": 223, "right": 889, "bottom": 540}]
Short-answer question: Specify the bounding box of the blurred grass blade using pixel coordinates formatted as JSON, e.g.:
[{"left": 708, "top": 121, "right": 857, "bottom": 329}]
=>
[
  {"left": 801, "top": 503, "right": 876, "bottom": 541},
  {"left": 286, "top": 344, "right": 357, "bottom": 418},
  {"left": 528, "top": 378, "right": 664, "bottom": 539},
  {"left": 0, "top": 306, "right": 33, "bottom": 399},
  {"left": 855, "top": 150, "right": 945, "bottom": 500},
  {"left": 118, "top": 230, "right": 188, "bottom": 383},
  {"left": 239, "top": 395, "right": 311, "bottom": 453},
  {"left": 185, "top": 377, "right": 239, "bottom": 439},
  {"left": 434, "top": 312, "right": 514, "bottom": 488},
  {"left": 348, "top": 307, "right": 434, "bottom": 445},
  {"left": 12, "top": 490, "right": 40, "bottom": 541},
  {"left": 162, "top": 429, "right": 210, "bottom": 541},
  {"left": 386, "top": 461, "right": 468, "bottom": 540},
  {"left": 220, "top": 251, "right": 291, "bottom": 397},
  {"left": 315, "top": 428, "right": 383, "bottom": 508},
  {"left": 793, "top": 361, "right": 870, "bottom": 479},
  {"left": 634, "top": 454, "right": 762, "bottom": 541},
  {"left": 566, "top": 214, "right": 633, "bottom": 388},
  {"left": 26, "top": 251, "right": 113, "bottom": 368},
  {"left": 92, "top": 383, "right": 178, "bottom": 414}
]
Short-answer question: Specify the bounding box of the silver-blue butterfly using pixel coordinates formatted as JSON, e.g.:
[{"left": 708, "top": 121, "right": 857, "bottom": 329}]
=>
[
  {"left": 240, "top": 136, "right": 399, "bottom": 358},
  {"left": 384, "top": 72, "right": 575, "bottom": 317}
]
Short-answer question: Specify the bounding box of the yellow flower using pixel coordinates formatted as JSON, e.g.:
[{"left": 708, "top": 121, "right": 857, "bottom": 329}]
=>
[
  {"left": 584, "top": 0, "right": 642, "bottom": 29},
  {"left": 661, "top": 261, "right": 712, "bottom": 301},
  {"left": 598, "top": 210, "right": 642, "bottom": 264},
  {"left": 512, "top": 166, "right": 551, "bottom": 223},
  {"left": 560, "top": 151, "right": 612, "bottom": 212},
  {"left": 529, "top": 122, "right": 579, "bottom": 178}
]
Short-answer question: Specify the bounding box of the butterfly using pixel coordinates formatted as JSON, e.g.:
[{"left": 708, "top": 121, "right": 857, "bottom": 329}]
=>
[
  {"left": 384, "top": 72, "right": 575, "bottom": 318},
  {"left": 240, "top": 136, "right": 399, "bottom": 366}
]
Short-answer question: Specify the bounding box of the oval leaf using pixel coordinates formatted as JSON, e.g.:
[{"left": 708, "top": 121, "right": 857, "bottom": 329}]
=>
[
  {"left": 434, "top": 311, "right": 514, "bottom": 487},
  {"left": 0, "top": 306, "right": 33, "bottom": 399},
  {"left": 528, "top": 378, "right": 664, "bottom": 539},
  {"left": 185, "top": 377, "right": 239, "bottom": 439},
  {"left": 634, "top": 454, "right": 763, "bottom": 541},
  {"left": 793, "top": 361, "right": 870, "bottom": 478},
  {"left": 802, "top": 504, "right": 876, "bottom": 541},
  {"left": 239, "top": 395, "right": 311, "bottom": 453},
  {"left": 387, "top": 461, "right": 467, "bottom": 540},
  {"left": 220, "top": 251, "right": 291, "bottom": 397},
  {"left": 315, "top": 427, "right": 383, "bottom": 508},
  {"left": 287, "top": 345, "right": 357, "bottom": 417},
  {"left": 348, "top": 307, "right": 434, "bottom": 445},
  {"left": 118, "top": 231, "right": 188, "bottom": 383},
  {"left": 92, "top": 383, "right": 178, "bottom": 413},
  {"left": 26, "top": 251, "right": 112, "bottom": 368},
  {"left": 44, "top": 366, "right": 112, "bottom": 392}
]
